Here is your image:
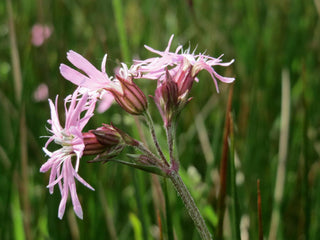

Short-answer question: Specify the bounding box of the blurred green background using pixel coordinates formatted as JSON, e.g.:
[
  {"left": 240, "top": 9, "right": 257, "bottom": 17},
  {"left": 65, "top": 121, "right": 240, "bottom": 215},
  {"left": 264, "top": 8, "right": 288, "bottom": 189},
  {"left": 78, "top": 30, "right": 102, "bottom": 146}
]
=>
[{"left": 1, "top": 0, "right": 320, "bottom": 239}]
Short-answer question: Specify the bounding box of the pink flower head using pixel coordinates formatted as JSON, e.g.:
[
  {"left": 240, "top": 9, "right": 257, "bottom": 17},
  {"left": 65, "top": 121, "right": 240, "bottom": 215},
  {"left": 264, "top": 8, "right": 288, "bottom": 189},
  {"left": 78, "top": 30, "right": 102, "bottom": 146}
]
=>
[
  {"left": 31, "top": 24, "right": 52, "bottom": 47},
  {"left": 60, "top": 51, "right": 146, "bottom": 114},
  {"left": 33, "top": 83, "right": 49, "bottom": 102},
  {"left": 135, "top": 34, "right": 235, "bottom": 93},
  {"left": 40, "top": 89, "right": 96, "bottom": 219},
  {"left": 60, "top": 50, "right": 116, "bottom": 111},
  {"left": 60, "top": 50, "right": 112, "bottom": 91}
]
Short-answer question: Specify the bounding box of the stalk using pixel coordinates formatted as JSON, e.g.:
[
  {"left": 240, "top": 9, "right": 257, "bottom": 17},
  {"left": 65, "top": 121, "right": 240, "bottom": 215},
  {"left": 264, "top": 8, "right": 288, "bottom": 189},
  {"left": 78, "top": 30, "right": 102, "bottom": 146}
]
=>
[
  {"left": 268, "top": 69, "right": 290, "bottom": 240},
  {"left": 217, "top": 86, "right": 233, "bottom": 240},
  {"left": 302, "top": 65, "right": 310, "bottom": 240},
  {"left": 165, "top": 122, "right": 179, "bottom": 168},
  {"left": 229, "top": 113, "right": 241, "bottom": 240},
  {"left": 112, "top": 0, "right": 130, "bottom": 63},
  {"left": 257, "top": 179, "right": 264, "bottom": 240},
  {"left": 143, "top": 111, "right": 167, "bottom": 165},
  {"left": 162, "top": 179, "right": 174, "bottom": 240},
  {"left": 132, "top": 170, "right": 149, "bottom": 240},
  {"left": 165, "top": 123, "right": 175, "bottom": 164},
  {"left": 7, "top": 0, "right": 31, "bottom": 239},
  {"left": 168, "top": 171, "right": 212, "bottom": 240}
]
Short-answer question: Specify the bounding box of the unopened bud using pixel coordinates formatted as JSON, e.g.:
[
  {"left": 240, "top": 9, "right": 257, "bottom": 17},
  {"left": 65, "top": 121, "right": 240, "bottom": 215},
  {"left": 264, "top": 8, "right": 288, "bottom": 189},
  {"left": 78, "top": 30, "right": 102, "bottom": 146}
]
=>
[
  {"left": 83, "top": 124, "right": 123, "bottom": 156},
  {"left": 110, "top": 124, "right": 139, "bottom": 146},
  {"left": 154, "top": 69, "right": 179, "bottom": 126},
  {"left": 109, "top": 75, "right": 148, "bottom": 115},
  {"left": 90, "top": 124, "right": 121, "bottom": 146},
  {"left": 174, "top": 58, "right": 194, "bottom": 96},
  {"left": 82, "top": 132, "right": 108, "bottom": 155}
]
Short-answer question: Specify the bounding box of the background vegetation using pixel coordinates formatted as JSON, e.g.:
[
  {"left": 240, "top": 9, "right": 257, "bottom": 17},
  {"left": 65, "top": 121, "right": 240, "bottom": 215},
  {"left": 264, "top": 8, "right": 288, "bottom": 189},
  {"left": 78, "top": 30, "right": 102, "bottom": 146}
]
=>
[{"left": 1, "top": 0, "right": 319, "bottom": 239}]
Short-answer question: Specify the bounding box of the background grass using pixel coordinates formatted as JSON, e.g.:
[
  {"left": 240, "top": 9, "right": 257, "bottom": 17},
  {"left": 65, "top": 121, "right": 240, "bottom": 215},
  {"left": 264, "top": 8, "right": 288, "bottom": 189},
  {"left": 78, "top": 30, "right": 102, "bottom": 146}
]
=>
[{"left": 1, "top": 0, "right": 320, "bottom": 239}]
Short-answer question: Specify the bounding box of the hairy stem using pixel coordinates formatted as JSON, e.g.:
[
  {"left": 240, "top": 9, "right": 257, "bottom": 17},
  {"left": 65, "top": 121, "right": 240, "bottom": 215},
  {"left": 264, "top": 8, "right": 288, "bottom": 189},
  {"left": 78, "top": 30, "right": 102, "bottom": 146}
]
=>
[
  {"left": 168, "top": 171, "right": 212, "bottom": 240},
  {"left": 143, "top": 111, "right": 167, "bottom": 165},
  {"left": 165, "top": 123, "right": 175, "bottom": 165}
]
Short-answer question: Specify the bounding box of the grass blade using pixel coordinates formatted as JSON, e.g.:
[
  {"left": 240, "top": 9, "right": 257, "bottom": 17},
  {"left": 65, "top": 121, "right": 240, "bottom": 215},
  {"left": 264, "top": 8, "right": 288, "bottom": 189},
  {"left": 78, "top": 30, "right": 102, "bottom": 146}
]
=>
[
  {"left": 162, "top": 178, "right": 174, "bottom": 240},
  {"left": 217, "top": 85, "right": 233, "bottom": 240},
  {"left": 268, "top": 69, "right": 291, "bottom": 240},
  {"left": 229, "top": 113, "right": 241, "bottom": 240},
  {"left": 257, "top": 179, "right": 263, "bottom": 240}
]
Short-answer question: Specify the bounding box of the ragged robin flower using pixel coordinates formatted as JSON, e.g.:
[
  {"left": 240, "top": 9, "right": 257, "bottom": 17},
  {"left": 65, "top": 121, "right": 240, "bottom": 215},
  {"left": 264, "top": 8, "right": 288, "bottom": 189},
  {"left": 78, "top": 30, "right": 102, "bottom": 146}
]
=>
[
  {"left": 134, "top": 34, "right": 235, "bottom": 94},
  {"left": 154, "top": 69, "right": 180, "bottom": 127},
  {"left": 40, "top": 89, "right": 96, "bottom": 219},
  {"left": 60, "top": 50, "right": 115, "bottom": 112},
  {"left": 60, "top": 51, "right": 147, "bottom": 115}
]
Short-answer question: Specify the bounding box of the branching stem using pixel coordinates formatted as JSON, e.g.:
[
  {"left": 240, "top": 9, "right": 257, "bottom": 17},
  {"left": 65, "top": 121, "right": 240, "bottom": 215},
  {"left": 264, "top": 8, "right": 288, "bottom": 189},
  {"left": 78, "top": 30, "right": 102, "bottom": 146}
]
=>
[{"left": 143, "top": 111, "right": 167, "bottom": 165}]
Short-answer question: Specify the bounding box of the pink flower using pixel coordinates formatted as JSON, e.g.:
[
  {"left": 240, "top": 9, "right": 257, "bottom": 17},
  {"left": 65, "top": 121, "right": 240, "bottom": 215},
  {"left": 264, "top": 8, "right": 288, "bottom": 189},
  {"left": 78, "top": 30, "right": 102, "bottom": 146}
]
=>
[
  {"left": 31, "top": 24, "right": 52, "bottom": 47},
  {"left": 33, "top": 83, "right": 49, "bottom": 102},
  {"left": 60, "top": 51, "right": 147, "bottom": 115},
  {"left": 135, "top": 34, "right": 235, "bottom": 93},
  {"left": 60, "top": 51, "right": 117, "bottom": 92},
  {"left": 60, "top": 50, "right": 117, "bottom": 112},
  {"left": 40, "top": 89, "right": 96, "bottom": 219}
]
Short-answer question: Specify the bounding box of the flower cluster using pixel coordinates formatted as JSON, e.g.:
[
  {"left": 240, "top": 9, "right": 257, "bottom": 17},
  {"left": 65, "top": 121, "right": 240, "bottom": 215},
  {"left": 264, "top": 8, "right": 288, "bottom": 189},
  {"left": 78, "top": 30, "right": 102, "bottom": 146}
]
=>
[
  {"left": 41, "top": 35, "right": 234, "bottom": 219},
  {"left": 31, "top": 24, "right": 52, "bottom": 47}
]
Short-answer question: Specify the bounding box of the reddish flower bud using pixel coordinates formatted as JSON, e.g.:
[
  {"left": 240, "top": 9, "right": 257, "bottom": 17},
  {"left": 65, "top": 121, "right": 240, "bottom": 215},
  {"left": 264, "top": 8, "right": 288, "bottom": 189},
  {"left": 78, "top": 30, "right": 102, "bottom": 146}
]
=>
[
  {"left": 108, "top": 75, "right": 148, "bottom": 115},
  {"left": 174, "top": 58, "right": 194, "bottom": 96},
  {"left": 90, "top": 124, "right": 121, "bottom": 146},
  {"left": 154, "top": 69, "right": 179, "bottom": 126},
  {"left": 82, "top": 132, "right": 108, "bottom": 155},
  {"left": 110, "top": 124, "right": 139, "bottom": 147},
  {"left": 83, "top": 124, "right": 122, "bottom": 156}
]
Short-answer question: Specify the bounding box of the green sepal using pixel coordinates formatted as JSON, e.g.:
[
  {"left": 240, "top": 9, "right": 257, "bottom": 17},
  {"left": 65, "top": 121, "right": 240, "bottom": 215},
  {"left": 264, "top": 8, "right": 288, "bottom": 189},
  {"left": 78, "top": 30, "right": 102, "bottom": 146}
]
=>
[{"left": 111, "top": 124, "right": 139, "bottom": 146}]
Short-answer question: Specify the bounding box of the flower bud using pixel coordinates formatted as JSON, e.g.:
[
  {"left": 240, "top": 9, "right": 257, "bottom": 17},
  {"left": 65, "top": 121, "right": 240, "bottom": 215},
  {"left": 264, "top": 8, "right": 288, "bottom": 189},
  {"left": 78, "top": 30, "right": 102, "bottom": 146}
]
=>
[
  {"left": 174, "top": 58, "right": 194, "bottom": 96},
  {"left": 154, "top": 69, "right": 179, "bottom": 126},
  {"left": 83, "top": 124, "right": 122, "bottom": 156},
  {"left": 90, "top": 124, "right": 121, "bottom": 146},
  {"left": 82, "top": 132, "right": 108, "bottom": 155},
  {"left": 108, "top": 75, "right": 148, "bottom": 115},
  {"left": 110, "top": 124, "right": 139, "bottom": 147}
]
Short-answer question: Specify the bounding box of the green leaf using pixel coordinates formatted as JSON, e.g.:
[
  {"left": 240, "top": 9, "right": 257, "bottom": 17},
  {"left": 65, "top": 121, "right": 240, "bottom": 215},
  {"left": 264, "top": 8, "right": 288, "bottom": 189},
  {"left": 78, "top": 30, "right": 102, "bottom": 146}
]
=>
[
  {"left": 103, "top": 158, "right": 167, "bottom": 177},
  {"left": 129, "top": 212, "right": 142, "bottom": 240}
]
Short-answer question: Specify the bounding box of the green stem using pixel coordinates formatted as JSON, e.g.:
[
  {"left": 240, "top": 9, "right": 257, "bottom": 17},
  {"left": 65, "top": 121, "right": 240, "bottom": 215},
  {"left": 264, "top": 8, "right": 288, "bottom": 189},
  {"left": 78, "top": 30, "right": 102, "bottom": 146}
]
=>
[
  {"left": 229, "top": 114, "right": 241, "bottom": 240},
  {"left": 302, "top": 67, "right": 310, "bottom": 240},
  {"left": 268, "top": 70, "right": 290, "bottom": 240},
  {"left": 217, "top": 86, "right": 233, "bottom": 240},
  {"left": 165, "top": 123, "right": 177, "bottom": 166},
  {"left": 112, "top": 0, "right": 130, "bottom": 63},
  {"left": 143, "top": 111, "right": 168, "bottom": 165},
  {"left": 257, "top": 180, "right": 264, "bottom": 240},
  {"left": 162, "top": 179, "right": 174, "bottom": 240},
  {"left": 168, "top": 171, "right": 212, "bottom": 240},
  {"left": 132, "top": 169, "right": 149, "bottom": 240}
]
